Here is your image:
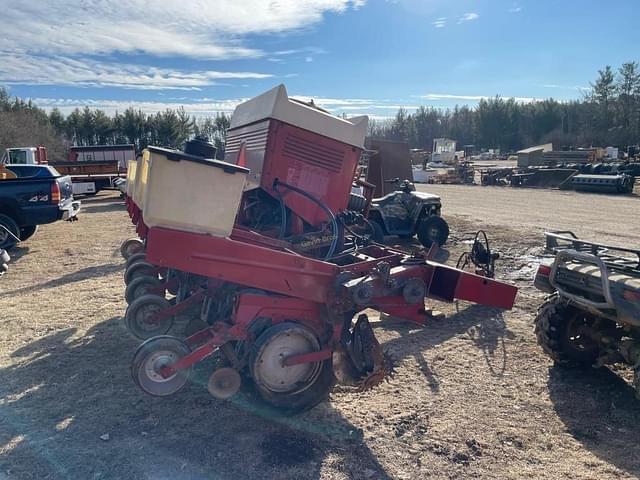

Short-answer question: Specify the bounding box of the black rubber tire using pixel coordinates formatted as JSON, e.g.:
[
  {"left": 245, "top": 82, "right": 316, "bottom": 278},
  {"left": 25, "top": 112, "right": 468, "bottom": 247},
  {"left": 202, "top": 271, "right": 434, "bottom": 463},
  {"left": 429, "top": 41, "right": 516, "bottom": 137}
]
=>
[
  {"left": 19, "top": 225, "right": 38, "bottom": 242},
  {"left": 125, "top": 275, "right": 164, "bottom": 304},
  {"left": 125, "top": 294, "right": 174, "bottom": 340},
  {"left": 633, "top": 367, "right": 640, "bottom": 401},
  {"left": 534, "top": 294, "right": 600, "bottom": 368},
  {"left": 124, "top": 261, "right": 156, "bottom": 285},
  {"left": 0, "top": 214, "right": 20, "bottom": 251},
  {"left": 249, "top": 322, "right": 335, "bottom": 414},
  {"left": 131, "top": 336, "right": 191, "bottom": 397},
  {"left": 125, "top": 252, "right": 147, "bottom": 269},
  {"left": 120, "top": 237, "right": 144, "bottom": 260},
  {"left": 416, "top": 216, "right": 449, "bottom": 247},
  {"left": 368, "top": 220, "right": 385, "bottom": 243}
]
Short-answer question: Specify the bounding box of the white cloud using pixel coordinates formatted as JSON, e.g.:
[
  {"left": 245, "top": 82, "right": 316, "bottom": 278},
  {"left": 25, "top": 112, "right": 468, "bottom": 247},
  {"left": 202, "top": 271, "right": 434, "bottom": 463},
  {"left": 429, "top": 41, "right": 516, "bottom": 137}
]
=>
[
  {"left": 0, "top": 54, "right": 272, "bottom": 90},
  {"left": 458, "top": 12, "right": 479, "bottom": 23},
  {"left": 509, "top": 6, "right": 522, "bottom": 13},
  {"left": 432, "top": 17, "right": 447, "bottom": 28},
  {"left": 420, "top": 93, "right": 541, "bottom": 103},
  {"left": 541, "top": 84, "right": 589, "bottom": 92},
  {"left": 0, "top": 0, "right": 365, "bottom": 60},
  {"left": 33, "top": 98, "right": 246, "bottom": 117}
]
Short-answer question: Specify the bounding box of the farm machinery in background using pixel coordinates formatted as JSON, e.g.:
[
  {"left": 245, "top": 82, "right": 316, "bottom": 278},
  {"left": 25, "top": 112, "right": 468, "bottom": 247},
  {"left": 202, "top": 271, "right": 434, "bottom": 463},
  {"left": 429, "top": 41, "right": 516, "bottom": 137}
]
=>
[
  {"left": 119, "top": 84, "right": 518, "bottom": 413},
  {"left": 534, "top": 232, "right": 640, "bottom": 398},
  {"left": 1, "top": 144, "right": 133, "bottom": 195}
]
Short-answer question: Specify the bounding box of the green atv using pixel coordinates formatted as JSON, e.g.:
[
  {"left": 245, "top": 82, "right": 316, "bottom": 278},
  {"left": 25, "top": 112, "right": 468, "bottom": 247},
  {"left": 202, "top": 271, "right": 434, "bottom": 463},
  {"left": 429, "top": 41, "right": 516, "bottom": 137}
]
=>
[{"left": 533, "top": 231, "right": 640, "bottom": 398}]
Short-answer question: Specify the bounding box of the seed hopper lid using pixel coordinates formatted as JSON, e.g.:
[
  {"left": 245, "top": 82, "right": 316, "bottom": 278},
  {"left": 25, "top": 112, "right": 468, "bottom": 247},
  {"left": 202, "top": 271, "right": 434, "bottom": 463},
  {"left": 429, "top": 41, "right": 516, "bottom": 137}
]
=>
[
  {"left": 228, "top": 84, "right": 368, "bottom": 149},
  {"left": 147, "top": 146, "right": 249, "bottom": 175}
]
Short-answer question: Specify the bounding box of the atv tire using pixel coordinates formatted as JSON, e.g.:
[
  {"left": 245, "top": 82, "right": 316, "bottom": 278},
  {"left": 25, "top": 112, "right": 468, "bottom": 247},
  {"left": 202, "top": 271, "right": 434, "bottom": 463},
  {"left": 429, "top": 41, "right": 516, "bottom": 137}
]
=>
[
  {"left": 633, "top": 367, "right": 640, "bottom": 401},
  {"left": 416, "top": 216, "right": 449, "bottom": 248},
  {"left": 368, "top": 220, "right": 385, "bottom": 243},
  {"left": 534, "top": 294, "right": 600, "bottom": 368}
]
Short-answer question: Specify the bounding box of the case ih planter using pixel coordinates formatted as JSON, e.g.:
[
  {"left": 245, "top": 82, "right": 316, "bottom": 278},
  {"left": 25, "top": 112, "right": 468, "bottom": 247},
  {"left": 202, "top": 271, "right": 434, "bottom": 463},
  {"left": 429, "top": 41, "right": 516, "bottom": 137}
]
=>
[{"left": 120, "top": 85, "right": 518, "bottom": 412}]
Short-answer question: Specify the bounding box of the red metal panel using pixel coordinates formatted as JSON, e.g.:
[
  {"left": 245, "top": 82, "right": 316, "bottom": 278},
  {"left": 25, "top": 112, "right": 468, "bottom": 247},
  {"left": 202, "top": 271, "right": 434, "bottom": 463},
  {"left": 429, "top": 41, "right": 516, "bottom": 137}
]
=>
[
  {"left": 453, "top": 271, "right": 517, "bottom": 309},
  {"left": 261, "top": 120, "right": 362, "bottom": 225},
  {"left": 425, "top": 263, "right": 518, "bottom": 309},
  {"left": 145, "top": 227, "right": 339, "bottom": 303},
  {"left": 234, "top": 293, "right": 327, "bottom": 336}
]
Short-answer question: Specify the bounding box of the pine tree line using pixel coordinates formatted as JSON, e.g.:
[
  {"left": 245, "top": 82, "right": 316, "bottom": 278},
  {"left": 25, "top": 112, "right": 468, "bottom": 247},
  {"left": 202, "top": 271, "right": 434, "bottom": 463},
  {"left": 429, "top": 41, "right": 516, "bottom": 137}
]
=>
[
  {"left": 1, "top": 62, "right": 639, "bottom": 158},
  {"left": 0, "top": 89, "right": 230, "bottom": 158},
  {"left": 370, "top": 62, "right": 640, "bottom": 152},
  {"left": 48, "top": 106, "right": 230, "bottom": 155}
]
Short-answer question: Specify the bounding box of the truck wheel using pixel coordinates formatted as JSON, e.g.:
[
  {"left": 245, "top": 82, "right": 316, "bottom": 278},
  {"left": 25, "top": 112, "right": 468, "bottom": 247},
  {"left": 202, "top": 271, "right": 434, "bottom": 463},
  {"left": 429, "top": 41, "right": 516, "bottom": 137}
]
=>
[
  {"left": 0, "top": 214, "right": 20, "bottom": 250},
  {"left": 534, "top": 294, "right": 600, "bottom": 367},
  {"left": 417, "top": 216, "right": 449, "bottom": 247},
  {"left": 19, "top": 225, "right": 38, "bottom": 241},
  {"left": 633, "top": 367, "right": 640, "bottom": 400}
]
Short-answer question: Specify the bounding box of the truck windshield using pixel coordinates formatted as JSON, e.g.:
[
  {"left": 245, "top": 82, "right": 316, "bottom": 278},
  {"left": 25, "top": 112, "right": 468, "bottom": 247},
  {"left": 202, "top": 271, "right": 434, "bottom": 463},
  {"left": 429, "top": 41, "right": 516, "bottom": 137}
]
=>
[{"left": 8, "top": 150, "right": 28, "bottom": 164}]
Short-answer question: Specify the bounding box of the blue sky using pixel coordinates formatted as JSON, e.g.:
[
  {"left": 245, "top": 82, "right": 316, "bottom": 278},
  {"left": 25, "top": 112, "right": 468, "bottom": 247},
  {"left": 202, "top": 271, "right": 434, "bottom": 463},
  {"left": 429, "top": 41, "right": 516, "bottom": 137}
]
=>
[{"left": 1, "top": 0, "right": 638, "bottom": 118}]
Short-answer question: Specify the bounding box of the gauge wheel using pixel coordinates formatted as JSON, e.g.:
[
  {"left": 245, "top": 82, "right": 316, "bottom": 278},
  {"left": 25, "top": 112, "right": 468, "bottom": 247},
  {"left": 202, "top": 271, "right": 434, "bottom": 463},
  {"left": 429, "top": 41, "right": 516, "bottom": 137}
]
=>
[
  {"left": 416, "top": 216, "right": 449, "bottom": 247},
  {"left": 124, "top": 261, "right": 157, "bottom": 285},
  {"left": 250, "top": 322, "right": 335, "bottom": 414},
  {"left": 125, "top": 294, "right": 174, "bottom": 340},
  {"left": 120, "top": 237, "right": 144, "bottom": 259},
  {"left": 125, "top": 275, "right": 164, "bottom": 304},
  {"left": 125, "top": 252, "right": 147, "bottom": 269},
  {"left": 131, "top": 336, "right": 191, "bottom": 396}
]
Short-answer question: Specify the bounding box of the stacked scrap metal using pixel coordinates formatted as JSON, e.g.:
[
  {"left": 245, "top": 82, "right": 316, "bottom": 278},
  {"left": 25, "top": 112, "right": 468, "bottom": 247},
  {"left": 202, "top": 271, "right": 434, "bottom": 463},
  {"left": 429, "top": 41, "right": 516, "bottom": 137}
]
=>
[{"left": 543, "top": 150, "right": 596, "bottom": 165}]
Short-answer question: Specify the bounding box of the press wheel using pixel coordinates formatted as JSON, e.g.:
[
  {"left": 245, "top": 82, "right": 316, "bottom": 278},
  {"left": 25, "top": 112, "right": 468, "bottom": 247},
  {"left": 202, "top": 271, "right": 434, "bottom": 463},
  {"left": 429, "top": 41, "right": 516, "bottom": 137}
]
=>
[{"left": 131, "top": 336, "right": 191, "bottom": 396}]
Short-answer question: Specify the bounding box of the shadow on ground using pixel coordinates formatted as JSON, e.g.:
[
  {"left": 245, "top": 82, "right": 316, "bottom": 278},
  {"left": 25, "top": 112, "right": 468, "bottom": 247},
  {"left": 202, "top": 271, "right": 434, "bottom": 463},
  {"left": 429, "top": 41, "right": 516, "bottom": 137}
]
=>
[
  {"left": 0, "top": 263, "right": 124, "bottom": 298},
  {"left": 378, "top": 303, "right": 512, "bottom": 392},
  {"left": 548, "top": 365, "right": 640, "bottom": 477},
  {"left": 0, "top": 317, "right": 392, "bottom": 480},
  {"left": 3, "top": 245, "right": 30, "bottom": 265}
]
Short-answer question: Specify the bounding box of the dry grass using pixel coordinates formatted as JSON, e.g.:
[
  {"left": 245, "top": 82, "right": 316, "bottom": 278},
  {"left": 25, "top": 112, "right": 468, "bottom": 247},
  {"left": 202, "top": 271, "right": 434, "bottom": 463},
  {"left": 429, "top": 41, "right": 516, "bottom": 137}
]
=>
[{"left": 0, "top": 188, "right": 639, "bottom": 479}]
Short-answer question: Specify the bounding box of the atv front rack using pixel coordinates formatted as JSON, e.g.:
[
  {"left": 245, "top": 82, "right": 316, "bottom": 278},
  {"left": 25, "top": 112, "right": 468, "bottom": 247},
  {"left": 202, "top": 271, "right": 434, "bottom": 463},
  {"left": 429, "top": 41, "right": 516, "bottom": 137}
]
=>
[{"left": 545, "top": 231, "right": 640, "bottom": 275}]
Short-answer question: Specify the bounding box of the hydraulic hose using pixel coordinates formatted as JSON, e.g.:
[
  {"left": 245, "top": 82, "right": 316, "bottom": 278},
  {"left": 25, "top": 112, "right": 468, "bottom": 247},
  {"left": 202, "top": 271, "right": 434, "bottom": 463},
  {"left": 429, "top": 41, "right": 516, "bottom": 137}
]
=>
[
  {"left": 273, "top": 179, "right": 339, "bottom": 260},
  {"left": 272, "top": 184, "right": 287, "bottom": 240}
]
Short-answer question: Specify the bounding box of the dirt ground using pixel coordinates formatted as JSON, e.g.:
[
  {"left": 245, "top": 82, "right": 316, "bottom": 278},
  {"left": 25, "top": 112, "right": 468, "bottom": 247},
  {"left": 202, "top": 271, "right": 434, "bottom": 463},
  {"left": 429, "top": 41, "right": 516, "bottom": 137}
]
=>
[{"left": 0, "top": 187, "right": 639, "bottom": 480}]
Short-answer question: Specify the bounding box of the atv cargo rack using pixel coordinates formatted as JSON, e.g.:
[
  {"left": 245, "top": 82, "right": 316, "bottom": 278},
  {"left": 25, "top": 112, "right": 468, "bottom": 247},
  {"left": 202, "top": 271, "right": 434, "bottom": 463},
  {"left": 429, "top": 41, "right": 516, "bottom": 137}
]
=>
[
  {"left": 542, "top": 231, "right": 640, "bottom": 316},
  {"left": 545, "top": 231, "right": 640, "bottom": 275}
]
